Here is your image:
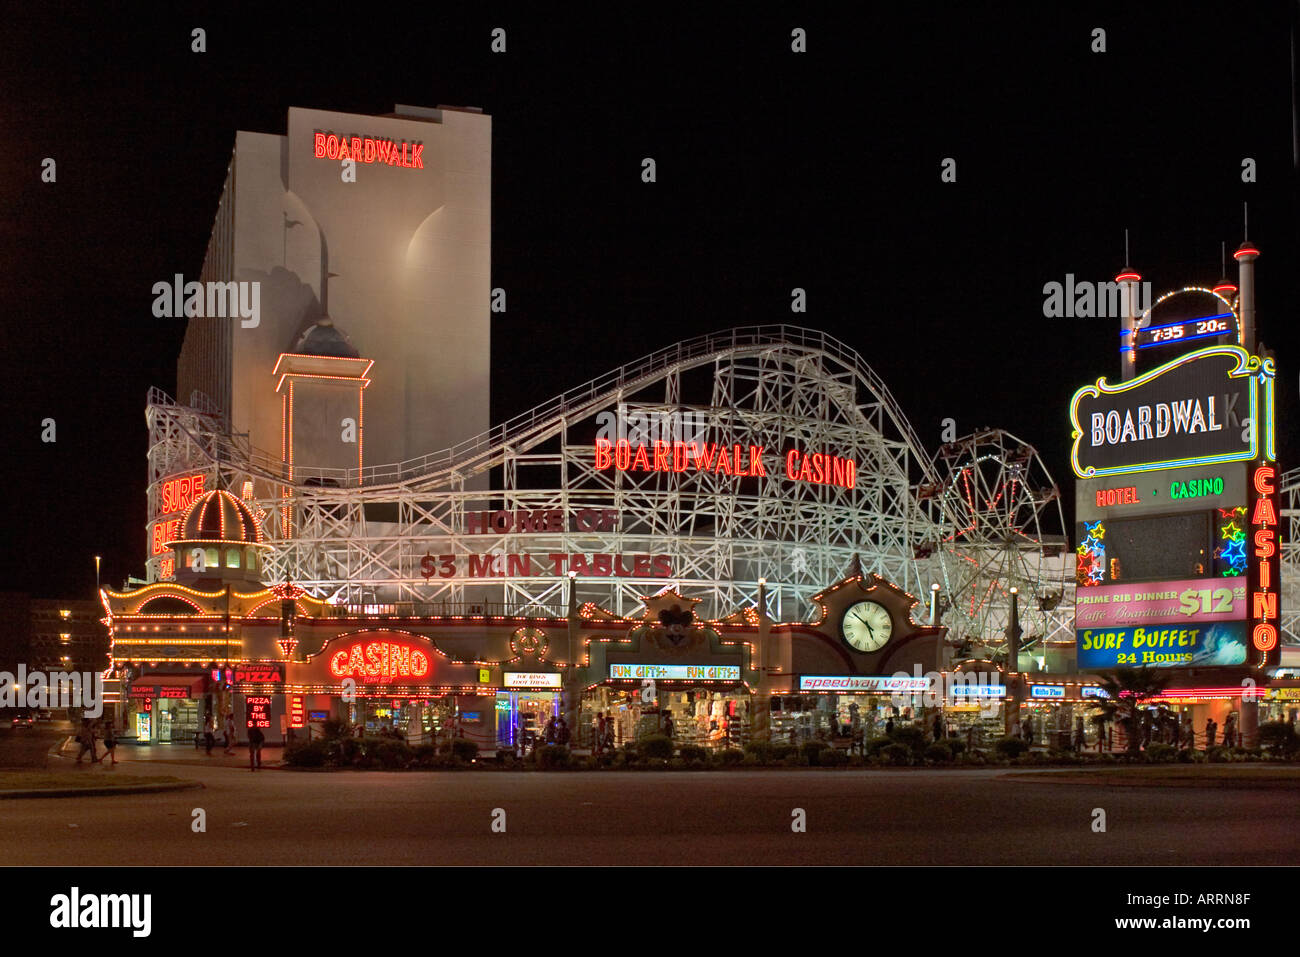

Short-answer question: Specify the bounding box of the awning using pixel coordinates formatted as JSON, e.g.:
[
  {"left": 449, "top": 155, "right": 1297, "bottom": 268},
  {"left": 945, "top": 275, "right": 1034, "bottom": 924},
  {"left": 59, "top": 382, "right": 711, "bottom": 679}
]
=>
[{"left": 128, "top": 675, "right": 207, "bottom": 699}]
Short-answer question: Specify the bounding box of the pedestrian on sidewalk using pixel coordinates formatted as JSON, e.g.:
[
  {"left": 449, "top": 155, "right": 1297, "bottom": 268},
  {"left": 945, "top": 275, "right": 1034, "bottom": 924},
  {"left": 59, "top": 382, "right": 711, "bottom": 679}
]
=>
[
  {"left": 248, "top": 723, "right": 265, "bottom": 771},
  {"left": 224, "top": 712, "right": 236, "bottom": 754},
  {"left": 75, "top": 718, "right": 99, "bottom": 764},
  {"left": 203, "top": 712, "right": 215, "bottom": 755},
  {"left": 102, "top": 723, "right": 118, "bottom": 766},
  {"left": 594, "top": 712, "right": 606, "bottom": 755}
]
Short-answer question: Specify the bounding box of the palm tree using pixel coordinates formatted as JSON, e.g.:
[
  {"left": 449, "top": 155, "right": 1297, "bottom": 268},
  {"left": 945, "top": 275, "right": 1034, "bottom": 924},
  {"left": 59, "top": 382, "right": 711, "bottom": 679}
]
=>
[{"left": 1086, "top": 667, "right": 1173, "bottom": 754}]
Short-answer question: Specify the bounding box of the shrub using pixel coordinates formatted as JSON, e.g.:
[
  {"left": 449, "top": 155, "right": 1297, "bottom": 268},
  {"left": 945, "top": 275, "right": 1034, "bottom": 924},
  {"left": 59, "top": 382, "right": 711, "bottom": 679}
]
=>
[
  {"left": 535, "top": 745, "right": 571, "bottom": 769},
  {"left": 744, "top": 742, "right": 773, "bottom": 764},
  {"left": 995, "top": 736, "right": 1028, "bottom": 759},
  {"left": 741, "top": 753, "right": 761, "bottom": 766},
  {"left": 946, "top": 738, "right": 966, "bottom": 756},
  {"left": 284, "top": 739, "right": 329, "bottom": 767},
  {"left": 719, "top": 748, "right": 745, "bottom": 766},
  {"left": 801, "top": 741, "right": 831, "bottom": 765},
  {"left": 640, "top": 735, "right": 674, "bottom": 760},
  {"left": 679, "top": 745, "right": 708, "bottom": 763},
  {"left": 451, "top": 739, "right": 479, "bottom": 763},
  {"left": 771, "top": 744, "right": 797, "bottom": 761},
  {"left": 923, "top": 742, "right": 953, "bottom": 765},
  {"left": 782, "top": 752, "right": 803, "bottom": 767},
  {"left": 819, "top": 748, "right": 850, "bottom": 767},
  {"left": 864, "top": 737, "right": 892, "bottom": 756},
  {"left": 1145, "top": 743, "right": 1176, "bottom": 763},
  {"left": 1206, "top": 746, "right": 1231, "bottom": 763},
  {"left": 880, "top": 743, "right": 912, "bottom": 766},
  {"left": 961, "top": 750, "right": 987, "bottom": 766},
  {"left": 889, "top": 725, "right": 926, "bottom": 753},
  {"left": 371, "top": 739, "right": 414, "bottom": 769},
  {"left": 1259, "top": 721, "right": 1300, "bottom": 757}
]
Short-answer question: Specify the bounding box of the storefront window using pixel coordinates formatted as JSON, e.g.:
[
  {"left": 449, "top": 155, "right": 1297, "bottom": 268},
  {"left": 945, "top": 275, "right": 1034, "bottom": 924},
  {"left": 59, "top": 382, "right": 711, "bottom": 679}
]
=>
[{"left": 580, "top": 686, "right": 750, "bottom": 750}]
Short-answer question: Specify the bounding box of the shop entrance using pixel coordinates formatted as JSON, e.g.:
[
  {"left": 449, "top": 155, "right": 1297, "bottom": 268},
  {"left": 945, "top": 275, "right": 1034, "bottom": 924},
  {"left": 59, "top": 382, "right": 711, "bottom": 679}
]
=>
[
  {"left": 497, "top": 691, "right": 563, "bottom": 751},
  {"left": 154, "top": 699, "right": 198, "bottom": 743}
]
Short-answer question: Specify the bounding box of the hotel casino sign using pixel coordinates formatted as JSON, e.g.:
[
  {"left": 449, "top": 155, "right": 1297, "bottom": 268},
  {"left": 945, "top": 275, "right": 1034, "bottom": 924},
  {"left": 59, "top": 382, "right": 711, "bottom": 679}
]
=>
[{"left": 1069, "top": 344, "right": 1280, "bottom": 669}]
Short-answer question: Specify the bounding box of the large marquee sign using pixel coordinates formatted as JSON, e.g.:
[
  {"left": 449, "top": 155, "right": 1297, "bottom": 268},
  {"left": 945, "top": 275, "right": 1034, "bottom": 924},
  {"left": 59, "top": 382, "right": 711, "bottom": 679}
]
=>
[{"left": 1069, "top": 346, "right": 1275, "bottom": 478}]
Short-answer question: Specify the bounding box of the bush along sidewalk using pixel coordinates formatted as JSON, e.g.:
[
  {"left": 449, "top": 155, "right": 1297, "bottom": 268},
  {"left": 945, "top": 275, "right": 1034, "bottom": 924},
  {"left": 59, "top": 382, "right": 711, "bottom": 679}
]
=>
[{"left": 282, "top": 729, "right": 1296, "bottom": 771}]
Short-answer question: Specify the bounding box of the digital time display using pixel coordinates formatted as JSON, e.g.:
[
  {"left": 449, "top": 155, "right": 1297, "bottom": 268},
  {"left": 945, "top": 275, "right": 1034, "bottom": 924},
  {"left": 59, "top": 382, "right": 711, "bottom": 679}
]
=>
[{"left": 1134, "top": 313, "right": 1237, "bottom": 351}]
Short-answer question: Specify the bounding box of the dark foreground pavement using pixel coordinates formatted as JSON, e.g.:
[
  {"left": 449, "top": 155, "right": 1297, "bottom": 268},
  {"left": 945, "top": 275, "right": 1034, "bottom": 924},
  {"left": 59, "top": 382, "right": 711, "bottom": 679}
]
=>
[{"left": 1, "top": 764, "right": 1297, "bottom": 866}]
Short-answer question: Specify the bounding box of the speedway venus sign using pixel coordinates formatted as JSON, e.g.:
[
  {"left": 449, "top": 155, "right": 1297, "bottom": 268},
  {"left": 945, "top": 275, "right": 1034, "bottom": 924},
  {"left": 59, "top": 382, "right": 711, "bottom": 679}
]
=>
[{"left": 1069, "top": 346, "right": 1275, "bottom": 478}]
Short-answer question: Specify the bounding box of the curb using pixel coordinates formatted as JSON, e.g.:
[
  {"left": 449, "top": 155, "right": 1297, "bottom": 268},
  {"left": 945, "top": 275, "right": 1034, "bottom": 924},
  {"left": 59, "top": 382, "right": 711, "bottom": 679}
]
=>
[{"left": 0, "top": 781, "right": 205, "bottom": 800}]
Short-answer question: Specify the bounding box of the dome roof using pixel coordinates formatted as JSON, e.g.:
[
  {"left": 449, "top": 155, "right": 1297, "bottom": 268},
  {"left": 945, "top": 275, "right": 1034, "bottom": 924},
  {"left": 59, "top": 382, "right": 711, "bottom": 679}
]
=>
[
  {"left": 169, "top": 490, "right": 268, "bottom": 547},
  {"left": 291, "top": 318, "right": 359, "bottom": 358}
]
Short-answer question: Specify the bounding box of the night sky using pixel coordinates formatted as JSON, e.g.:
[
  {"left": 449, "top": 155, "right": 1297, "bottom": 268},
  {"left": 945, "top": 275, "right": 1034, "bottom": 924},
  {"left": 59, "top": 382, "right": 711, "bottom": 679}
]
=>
[{"left": 1, "top": 3, "right": 1295, "bottom": 599}]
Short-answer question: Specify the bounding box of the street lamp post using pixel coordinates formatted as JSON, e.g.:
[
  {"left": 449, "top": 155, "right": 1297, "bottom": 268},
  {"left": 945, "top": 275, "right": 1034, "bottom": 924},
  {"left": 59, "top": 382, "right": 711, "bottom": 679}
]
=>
[{"left": 1005, "top": 587, "right": 1023, "bottom": 739}]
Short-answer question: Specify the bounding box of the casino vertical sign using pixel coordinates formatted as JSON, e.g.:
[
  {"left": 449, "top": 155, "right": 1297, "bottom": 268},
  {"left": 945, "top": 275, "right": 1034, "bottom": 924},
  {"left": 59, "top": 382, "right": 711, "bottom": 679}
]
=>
[{"left": 1248, "top": 463, "right": 1281, "bottom": 666}]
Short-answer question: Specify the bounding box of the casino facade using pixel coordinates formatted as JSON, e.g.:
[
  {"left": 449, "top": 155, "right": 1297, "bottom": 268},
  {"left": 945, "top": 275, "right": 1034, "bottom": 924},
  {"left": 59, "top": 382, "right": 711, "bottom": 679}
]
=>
[{"left": 101, "top": 104, "right": 1297, "bottom": 750}]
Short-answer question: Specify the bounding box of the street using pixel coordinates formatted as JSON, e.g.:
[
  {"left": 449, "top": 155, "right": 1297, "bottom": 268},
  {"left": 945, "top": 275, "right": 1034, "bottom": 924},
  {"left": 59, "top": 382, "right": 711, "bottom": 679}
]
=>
[{"left": 1, "top": 759, "right": 1296, "bottom": 866}]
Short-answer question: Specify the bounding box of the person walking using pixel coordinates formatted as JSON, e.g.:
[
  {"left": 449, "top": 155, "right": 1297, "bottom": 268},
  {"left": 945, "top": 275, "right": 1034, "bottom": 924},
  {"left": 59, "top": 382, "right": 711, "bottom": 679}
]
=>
[
  {"left": 932, "top": 714, "right": 944, "bottom": 742},
  {"left": 544, "top": 715, "right": 557, "bottom": 745},
  {"left": 75, "top": 718, "right": 99, "bottom": 764},
  {"left": 1223, "top": 715, "right": 1237, "bottom": 749},
  {"left": 224, "top": 712, "right": 237, "bottom": 754},
  {"left": 247, "top": 722, "right": 265, "bottom": 771},
  {"left": 203, "top": 712, "right": 215, "bottom": 755},
  {"left": 102, "top": 722, "right": 118, "bottom": 766},
  {"left": 885, "top": 716, "right": 895, "bottom": 736},
  {"left": 1073, "top": 716, "right": 1085, "bottom": 752},
  {"left": 594, "top": 712, "right": 607, "bottom": 756},
  {"left": 1205, "top": 718, "right": 1216, "bottom": 749},
  {"left": 662, "top": 711, "right": 675, "bottom": 743}
]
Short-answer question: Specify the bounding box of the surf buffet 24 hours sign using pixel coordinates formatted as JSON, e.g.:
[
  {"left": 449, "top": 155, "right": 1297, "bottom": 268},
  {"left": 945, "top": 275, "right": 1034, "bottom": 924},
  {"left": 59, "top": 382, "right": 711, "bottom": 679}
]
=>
[{"left": 1069, "top": 346, "right": 1275, "bottom": 478}]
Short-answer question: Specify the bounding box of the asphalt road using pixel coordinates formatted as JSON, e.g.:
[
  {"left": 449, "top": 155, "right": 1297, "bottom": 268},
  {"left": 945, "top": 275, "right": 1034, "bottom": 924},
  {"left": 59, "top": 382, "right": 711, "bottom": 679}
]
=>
[
  {"left": 2, "top": 763, "right": 1297, "bottom": 865},
  {"left": 0, "top": 722, "right": 72, "bottom": 768}
]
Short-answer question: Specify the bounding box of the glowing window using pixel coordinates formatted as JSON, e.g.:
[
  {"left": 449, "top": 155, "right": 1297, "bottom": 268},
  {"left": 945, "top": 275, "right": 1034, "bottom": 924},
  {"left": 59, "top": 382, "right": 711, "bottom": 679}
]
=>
[{"left": 226, "top": 549, "right": 241, "bottom": 569}]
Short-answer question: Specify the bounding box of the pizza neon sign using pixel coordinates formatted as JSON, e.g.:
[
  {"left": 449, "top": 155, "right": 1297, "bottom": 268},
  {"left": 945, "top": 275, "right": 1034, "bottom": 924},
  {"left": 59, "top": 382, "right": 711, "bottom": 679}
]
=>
[{"left": 328, "top": 639, "right": 432, "bottom": 684}]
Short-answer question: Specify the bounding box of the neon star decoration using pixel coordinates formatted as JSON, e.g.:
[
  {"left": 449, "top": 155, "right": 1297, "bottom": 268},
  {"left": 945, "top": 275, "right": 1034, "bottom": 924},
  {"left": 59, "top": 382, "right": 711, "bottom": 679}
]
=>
[
  {"left": 1075, "top": 521, "right": 1106, "bottom": 587},
  {"left": 1213, "top": 506, "right": 1248, "bottom": 576}
]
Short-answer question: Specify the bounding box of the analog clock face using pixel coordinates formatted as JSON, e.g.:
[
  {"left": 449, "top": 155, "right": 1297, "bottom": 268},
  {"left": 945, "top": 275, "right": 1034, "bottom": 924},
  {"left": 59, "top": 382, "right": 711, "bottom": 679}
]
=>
[{"left": 842, "top": 600, "right": 893, "bottom": 653}]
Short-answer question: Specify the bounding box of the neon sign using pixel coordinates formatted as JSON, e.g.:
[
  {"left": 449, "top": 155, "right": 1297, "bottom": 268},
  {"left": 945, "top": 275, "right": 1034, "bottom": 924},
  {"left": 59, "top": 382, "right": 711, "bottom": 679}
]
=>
[
  {"left": 1069, "top": 346, "right": 1273, "bottom": 478},
  {"left": 328, "top": 639, "right": 431, "bottom": 684},
  {"left": 161, "top": 474, "right": 207, "bottom": 514},
  {"left": 312, "top": 133, "right": 423, "bottom": 168},
  {"left": 246, "top": 695, "right": 272, "bottom": 729},
  {"left": 594, "top": 440, "right": 857, "bottom": 489},
  {"left": 1248, "top": 463, "right": 1281, "bottom": 665},
  {"left": 288, "top": 695, "right": 304, "bottom": 729},
  {"left": 609, "top": 664, "right": 740, "bottom": 680},
  {"left": 1093, "top": 485, "right": 1139, "bottom": 507}
]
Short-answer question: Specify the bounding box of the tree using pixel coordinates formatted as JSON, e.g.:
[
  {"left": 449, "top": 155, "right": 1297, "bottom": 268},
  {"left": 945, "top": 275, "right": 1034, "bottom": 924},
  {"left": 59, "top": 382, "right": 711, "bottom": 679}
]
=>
[{"left": 1087, "top": 668, "right": 1173, "bottom": 754}]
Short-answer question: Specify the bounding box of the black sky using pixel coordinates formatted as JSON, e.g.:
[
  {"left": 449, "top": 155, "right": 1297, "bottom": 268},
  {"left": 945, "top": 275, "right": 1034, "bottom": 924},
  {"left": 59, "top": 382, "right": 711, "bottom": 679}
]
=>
[{"left": 0, "top": 2, "right": 1295, "bottom": 599}]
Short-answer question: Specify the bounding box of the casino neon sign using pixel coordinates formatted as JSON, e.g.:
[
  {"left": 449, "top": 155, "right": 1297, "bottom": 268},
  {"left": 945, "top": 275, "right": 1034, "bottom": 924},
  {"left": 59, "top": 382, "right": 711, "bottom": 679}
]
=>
[
  {"left": 328, "top": 639, "right": 431, "bottom": 684},
  {"left": 594, "top": 440, "right": 856, "bottom": 489},
  {"left": 1249, "top": 464, "right": 1280, "bottom": 662}
]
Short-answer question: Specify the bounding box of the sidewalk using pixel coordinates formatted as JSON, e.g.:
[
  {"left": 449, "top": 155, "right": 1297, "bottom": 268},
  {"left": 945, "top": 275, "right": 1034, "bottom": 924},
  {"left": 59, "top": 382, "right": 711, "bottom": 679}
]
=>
[{"left": 55, "top": 737, "right": 284, "bottom": 770}]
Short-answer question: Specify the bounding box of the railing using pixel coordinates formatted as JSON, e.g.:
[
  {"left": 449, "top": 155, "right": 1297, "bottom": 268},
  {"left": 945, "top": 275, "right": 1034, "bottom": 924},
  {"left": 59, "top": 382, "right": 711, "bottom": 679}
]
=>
[
  {"left": 148, "top": 325, "right": 937, "bottom": 492},
  {"left": 318, "top": 601, "right": 568, "bottom": 619}
]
